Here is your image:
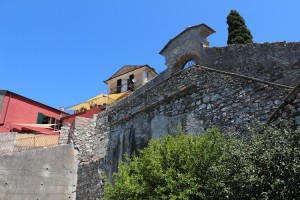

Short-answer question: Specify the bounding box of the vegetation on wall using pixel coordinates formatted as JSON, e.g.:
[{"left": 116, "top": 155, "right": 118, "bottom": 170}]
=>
[
  {"left": 103, "top": 125, "right": 300, "bottom": 199},
  {"left": 227, "top": 10, "right": 253, "bottom": 45}
]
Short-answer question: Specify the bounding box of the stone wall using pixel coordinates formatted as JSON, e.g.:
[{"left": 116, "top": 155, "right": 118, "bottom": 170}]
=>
[
  {"left": 201, "top": 42, "right": 300, "bottom": 86},
  {"left": 0, "top": 90, "right": 6, "bottom": 116},
  {"left": 158, "top": 24, "right": 300, "bottom": 87},
  {"left": 279, "top": 92, "right": 300, "bottom": 127},
  {"left": 72, "top": 38, "right": 300, "bottom": 199},
  {"left": 268, "top": 82, "right": 300, "bottom": 128},
  {"left": 59, "top": 124, "right": 70, "bottom": 145},
  {"left": 159, "top": 24, "right": 214, "bottom": 74},
  {"left": 103, "top": 66, "right": 291, "bottom": 181},
  {"left": 70, "top": 116, "right": 109, "bottom": 200},
  {"left": 73, "top": 65, "right": 293, "bottom": 199},
  {"left": 0, "top": 144, "right": 78, "bottom": 200}
]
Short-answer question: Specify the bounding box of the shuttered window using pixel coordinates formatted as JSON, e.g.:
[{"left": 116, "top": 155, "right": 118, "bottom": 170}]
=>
[
  {"left": 51, "top": 117, "right": 56, "bottom": 124},
  {"left": 37, "top": 112, "right": 44, "bottom": 124},
  {"left": 117, "top": 79, "right": 122, "bottom": 93}
]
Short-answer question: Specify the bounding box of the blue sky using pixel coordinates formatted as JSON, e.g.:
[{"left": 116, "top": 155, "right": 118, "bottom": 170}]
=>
[{"left": 1, "top": 0, "right": 300, "bottom": 110}]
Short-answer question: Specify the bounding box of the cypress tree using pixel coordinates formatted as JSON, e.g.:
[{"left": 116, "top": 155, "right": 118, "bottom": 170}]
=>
[{"left": 227, "top": 10, "right": 253, "bottom": 45}]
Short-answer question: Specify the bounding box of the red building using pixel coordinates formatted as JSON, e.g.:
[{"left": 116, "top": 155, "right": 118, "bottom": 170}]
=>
[
  {"left": 0, "top": 90, "right": 68, "bottom": 134},
  {"left": 61, "top": 106, "right": 104, "bottom": 126}
]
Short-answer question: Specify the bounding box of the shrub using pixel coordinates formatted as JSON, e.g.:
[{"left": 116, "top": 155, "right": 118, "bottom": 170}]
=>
[
  {"left": 103, "top": 125, "right": 300, "bottom": 199},
  {"left": 103, "top": 128, "right": 226, "bottom": 200},
  {"left": 209, "top": 125, "right": 300, "bottom": 199}
]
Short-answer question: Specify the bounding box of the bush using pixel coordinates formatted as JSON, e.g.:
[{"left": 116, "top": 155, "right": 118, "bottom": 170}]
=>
[
  {"left": 210, "top": 125, "right": 300, "bottom": 199},
  {"left": 103, "top": 125, "right": 300, "bottom": 199},
  {"left": 103, "top": 128, "right": 226, "bottom": 200}
]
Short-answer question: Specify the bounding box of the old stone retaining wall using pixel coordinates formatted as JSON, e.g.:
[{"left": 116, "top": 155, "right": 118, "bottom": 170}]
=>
[
  {"left": 69, "top": 116, "right": 108, "bottom": 200},
  {"left": 73, "top": 65, "right": 293, "bottom": 199},
  {"left": 103, "top": 66, "right": 291, "bottom": 180},
  {"left": 72, "top": 41, "right": 300, "bottom": 199},
  {"left": 201, "top": 42, "right": 300, "bottom": 86},
  {"left": 59, "top": 124, "right": 70, "bottom": 145},
  {"left": 268, "top": 82, "right": 300, "bottom": 127}
]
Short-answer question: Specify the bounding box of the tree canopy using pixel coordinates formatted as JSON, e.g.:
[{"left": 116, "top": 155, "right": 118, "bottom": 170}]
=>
[
  {"left": 103, "top": 128, "right": 225, "bottom": 200},
  {"left": 103, "top": 125, "right": 300, "bottom": 199},
  {"left": 227, "top": 10, "right": 253, "bottom": 45}
]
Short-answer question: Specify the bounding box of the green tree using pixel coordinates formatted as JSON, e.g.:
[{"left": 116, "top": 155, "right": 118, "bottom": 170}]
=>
[
  {"left": 209, "top": 125, "right": 300, "bottom": 199},
  {"left": 103, "top": 128, "right": 226, "bottom": 200},
  {"left": 103, "top": 125, "right": 300, "bottom": 199},
  {"left": 227, "top": 10, "right": 253, "bottom": 45}
]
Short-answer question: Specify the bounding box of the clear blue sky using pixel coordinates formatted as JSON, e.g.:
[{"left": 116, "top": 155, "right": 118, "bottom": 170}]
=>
[{"left": 1, "top": 0, "right": 300, "bottom": 110}]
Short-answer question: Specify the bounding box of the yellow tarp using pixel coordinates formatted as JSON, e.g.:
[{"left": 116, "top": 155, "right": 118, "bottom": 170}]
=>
[{"left": 68, "top": 92, "right": 128, "bottom": 111}]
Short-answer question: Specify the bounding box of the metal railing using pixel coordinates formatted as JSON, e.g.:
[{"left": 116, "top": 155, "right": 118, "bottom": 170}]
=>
[{"left": 0, "top": 134, "right": 59, "bottom": 155}]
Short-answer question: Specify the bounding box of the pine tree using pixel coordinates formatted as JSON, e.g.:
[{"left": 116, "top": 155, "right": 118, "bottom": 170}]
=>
[{"left": 227, "top": 10, "right": 253, "bottom": 45}]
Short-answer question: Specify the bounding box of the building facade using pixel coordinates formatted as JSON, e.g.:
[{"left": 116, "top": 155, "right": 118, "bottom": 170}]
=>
[
  {"left": 104, "top": 65, "right": 157, "bottom": 94},
  {"left": 0, "top": 90, "right": 67, "bottom": 134}
]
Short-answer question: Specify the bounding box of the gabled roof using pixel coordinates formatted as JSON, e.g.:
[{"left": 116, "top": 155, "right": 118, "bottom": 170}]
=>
[
  {"left": 104, "top": 65, "right": 157, "bottom": 83},
  {"left": 159, "top": 23, "right": 215, "bottom": 55}
]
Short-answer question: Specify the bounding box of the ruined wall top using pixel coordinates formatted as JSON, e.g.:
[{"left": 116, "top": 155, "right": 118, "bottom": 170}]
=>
[
  {"left": 159, "top": 23, "right": 215, "bottom": 72},
  {"left": 159, "top": 23, "right": 300, "bottom": 87}
]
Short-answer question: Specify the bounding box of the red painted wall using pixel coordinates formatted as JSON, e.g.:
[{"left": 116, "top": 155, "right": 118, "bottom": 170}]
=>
[
  {"left": 62, "top": 106, "right": 103, "bottom": 126},
  {"left": 0, "top": 92, "right": 63, "bottom": 133}
]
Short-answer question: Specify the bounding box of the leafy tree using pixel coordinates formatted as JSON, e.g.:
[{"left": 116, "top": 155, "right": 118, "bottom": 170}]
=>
[
  {"left": 103, "top": 125, "right": 300, "bottom": 199},
  {"left": 209, "top": 125, "right": 300, "bottom": 199},
  {"left": 103, "top": 128, "right": 226, "bottom": 200},
  {"left": 227, "top": 10, "right": 253, "bottom": 45}
]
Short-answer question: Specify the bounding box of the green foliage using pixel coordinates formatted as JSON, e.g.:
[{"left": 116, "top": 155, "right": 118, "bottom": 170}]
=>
[
  {"left": 103, "top": 125, "right": 300, "bottom": 199},
  {"left": 103, "top": 128, "right": 225, "bottom": 200},
  {"left": 209, "top": 125, "right": 300, "bottom": 199},
  {"left": 227, "top": 10, "right": 253, "bottom": 45}
]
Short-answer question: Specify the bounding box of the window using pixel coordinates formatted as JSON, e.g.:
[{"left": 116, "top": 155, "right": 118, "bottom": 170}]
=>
[
  {"left": 42, "top": 115, "right": 50, "bottom": 124},
  {"left": 117, "top": 79, "right": 122, "bottom": 93},
  {"left": 128, "top": 74, "right": 135, "bottom": 91},
  {"left": 182, "top": 60, "right": 198, "bottom": 69},
  {"left": 37, "top": 112, "right": 44, "bottom": 124},
  {"left": 36, "top": 112, "right": 52, "bottom": 124},
  {"left": 51, "top": 117, "right": 56, "bottom": 124}
]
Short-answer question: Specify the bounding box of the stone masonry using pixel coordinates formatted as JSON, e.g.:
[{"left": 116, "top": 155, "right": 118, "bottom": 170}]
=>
[
  {"left": 70, "top": 24, "right": 300, "bottom": 199},
  {"left": 72, "top": 65, "right": 298, "bottom": 199}
]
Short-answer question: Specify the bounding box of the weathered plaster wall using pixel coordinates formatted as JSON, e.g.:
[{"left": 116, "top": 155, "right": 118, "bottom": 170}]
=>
[
  {"left": 0, "top": 144, "right": 78, "bottom": 200},
  {"left": 201, "top": 42, "right": 300, "bottom": 86},
  {"left": 0, "top": 132, "right": 17, "bottom": 155},
  {"left": 0, "top": 132, "right": 17, "bottom": 141}
]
